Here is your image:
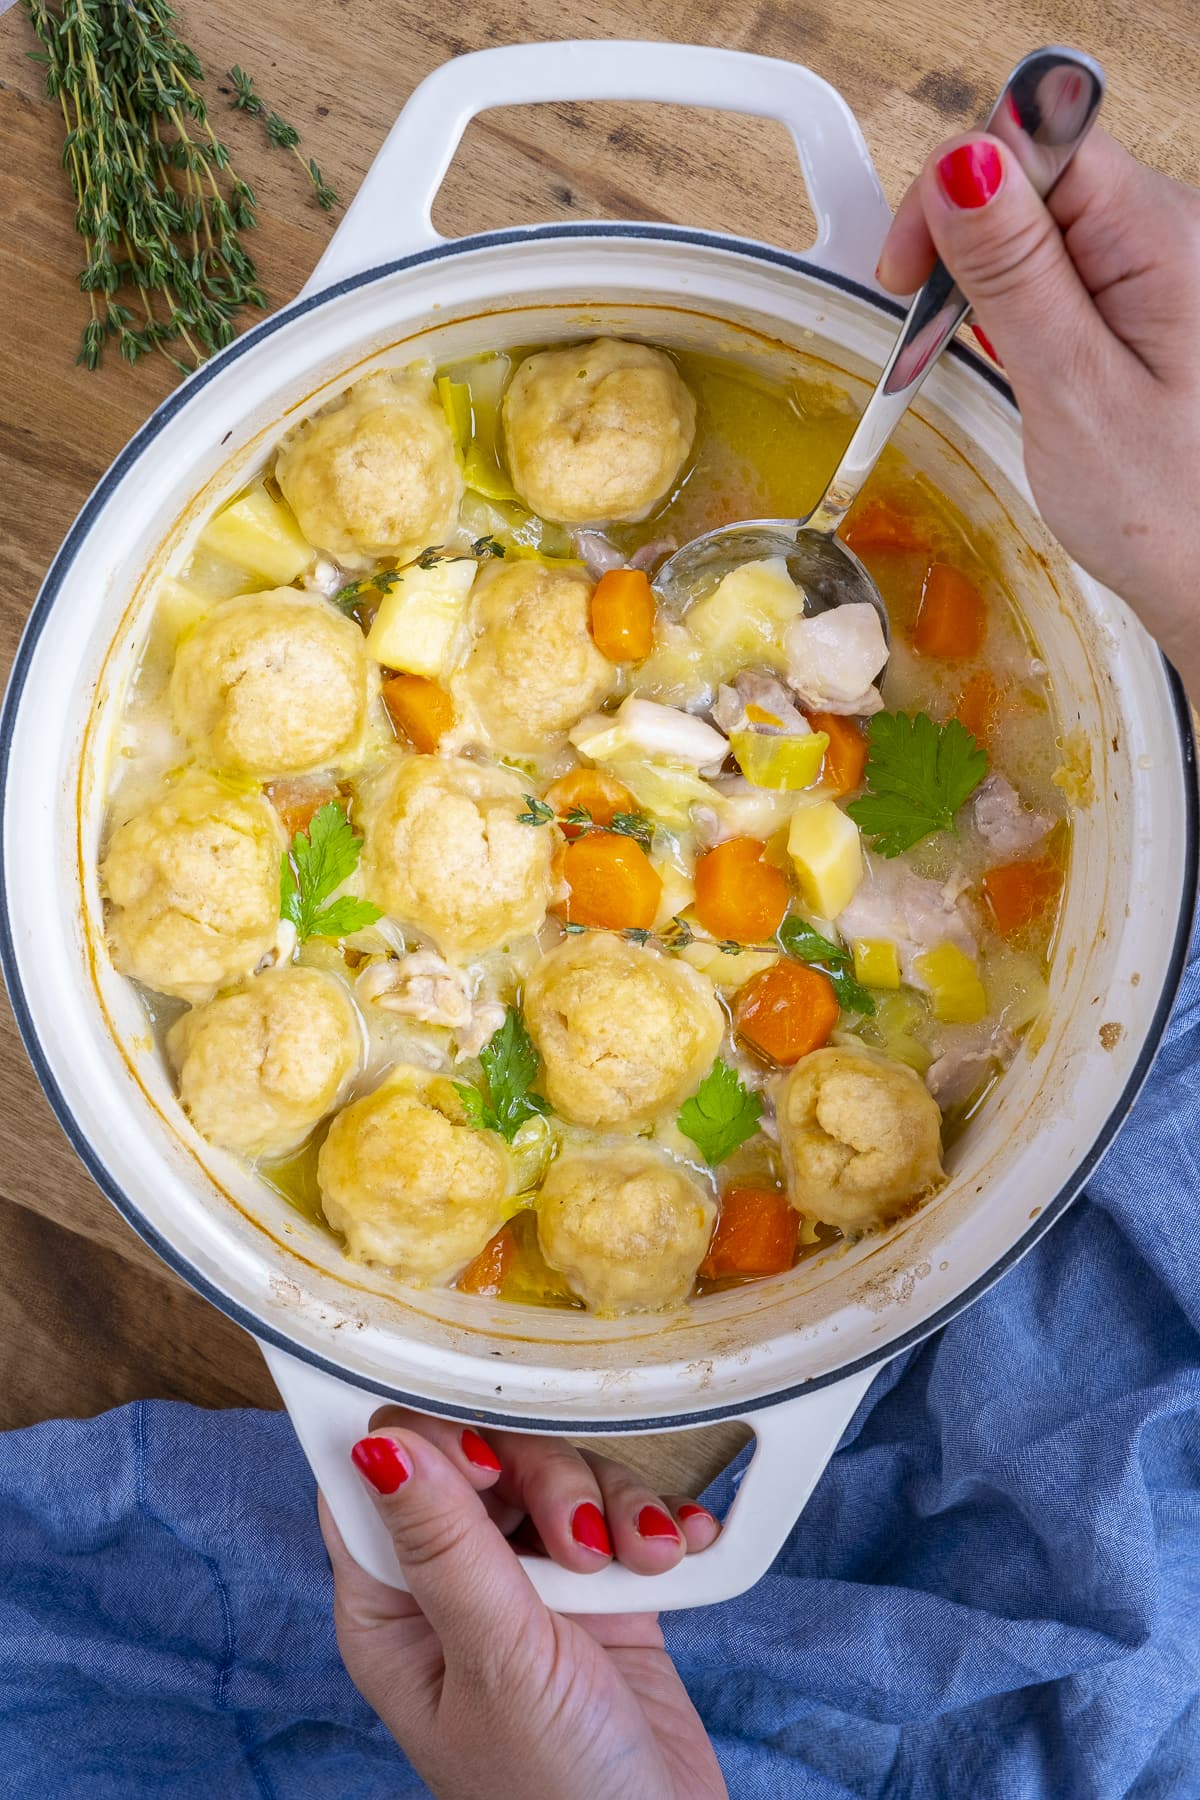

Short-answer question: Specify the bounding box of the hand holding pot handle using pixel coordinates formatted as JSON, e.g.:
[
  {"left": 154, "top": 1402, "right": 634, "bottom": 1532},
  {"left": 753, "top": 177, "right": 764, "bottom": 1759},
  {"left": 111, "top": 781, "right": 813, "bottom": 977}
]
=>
[{"left": 878, "top": 122, "right": 1200, "bottom": 701}]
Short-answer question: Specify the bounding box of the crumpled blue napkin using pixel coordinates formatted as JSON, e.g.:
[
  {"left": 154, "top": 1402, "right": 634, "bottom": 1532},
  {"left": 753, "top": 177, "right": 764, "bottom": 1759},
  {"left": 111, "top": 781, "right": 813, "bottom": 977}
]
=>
[{"left": 1, "top": 918, "right": 1197, "bottom": 1800}]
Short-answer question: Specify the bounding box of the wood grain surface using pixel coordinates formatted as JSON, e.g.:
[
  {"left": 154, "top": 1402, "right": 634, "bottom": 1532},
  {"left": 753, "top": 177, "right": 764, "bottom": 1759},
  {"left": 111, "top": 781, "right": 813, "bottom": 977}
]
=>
[{"left": 0, "top": 1, "right": 1196, "bottom": 1496}]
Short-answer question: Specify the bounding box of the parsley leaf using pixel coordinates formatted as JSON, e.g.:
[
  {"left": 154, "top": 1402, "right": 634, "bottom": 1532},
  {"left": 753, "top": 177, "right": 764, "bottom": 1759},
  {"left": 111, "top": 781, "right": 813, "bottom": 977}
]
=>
[
  {"left": 778, "top": 915, "right": 876, "bottom": 1017},
  {"left": 847, "top": 711, "right": 987, "bottom": 857},
  {"left": 677, "top": 1060, "right": 763, "bottom": 1166},
  {"left": 281, "top": 803, "right": 382, "bottom": 942},
  {"left": 453, "top": 1007, "right": 550, "bottom": 1142}
]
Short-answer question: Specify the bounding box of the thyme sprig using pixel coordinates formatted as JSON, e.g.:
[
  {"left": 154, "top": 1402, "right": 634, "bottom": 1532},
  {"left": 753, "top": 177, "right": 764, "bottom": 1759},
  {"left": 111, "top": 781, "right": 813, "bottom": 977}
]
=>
[
  {"left": 516, "top": 799, "right": 654, "bottom": 850},
  {"left": 333, "top": 538, "right": 508, "bottom": 612},
  {"left": 226, "top": 66, "right": 338, "bottom": 210}
]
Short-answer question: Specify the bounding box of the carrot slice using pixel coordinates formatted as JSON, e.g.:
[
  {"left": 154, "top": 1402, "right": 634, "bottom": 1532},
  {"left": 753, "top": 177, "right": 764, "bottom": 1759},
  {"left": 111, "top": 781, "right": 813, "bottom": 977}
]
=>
[
  {"left": 694, "top": 838, "right": 790, "bottom": 941},
  {"left": 589, "top": 568, "right": 657, "bottom": 662},
  {"left": 808, "top": 710, "right": 868, "bottom": 796},
  {"left": 543, "top": 767, "right": 638, "bottom": 838},
  {"left": 382, "top": 673, "right": 456, "bottom": 753},
  {"left": 264, "top": 775, "right": 342, "bottom": 839},
  {"left": 953, "top": 670, "right": 1002, "bottom": 747},
  {"left": 700, "top": 1186, "right": 799, "bottom": 1279},
  {"left": 843, "top": 497, "right": 935, "bottom": 556},
  {"left": 912, "top": 563, "right": 988, "bottom": 660},
  {"left": 734, "top": 958, "right": 840, "bottom": 1064},
  {"left": 457, "top": 1222, "right": 517, "bottom": 1295},
  {"left": 981, "top": 855, "right": 1063, "bottom": 937},
  {"left": 552, "top": 831, "right": 663, "bottom": 930}
]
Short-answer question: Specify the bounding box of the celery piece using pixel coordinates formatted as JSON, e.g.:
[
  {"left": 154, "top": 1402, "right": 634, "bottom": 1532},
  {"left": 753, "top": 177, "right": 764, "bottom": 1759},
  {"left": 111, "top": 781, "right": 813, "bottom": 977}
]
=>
[
  {"left": 851, "top": 938, "right": 901, "bottom": 991},
  {"left": 730, "top": 728, "right": 829, "bottom": 791},
  {"left": 437, "top": 375, "right": 473, "bottom": 458},
  {"left": 913, "top": 943, "right": 988, "bottom": 1023}
]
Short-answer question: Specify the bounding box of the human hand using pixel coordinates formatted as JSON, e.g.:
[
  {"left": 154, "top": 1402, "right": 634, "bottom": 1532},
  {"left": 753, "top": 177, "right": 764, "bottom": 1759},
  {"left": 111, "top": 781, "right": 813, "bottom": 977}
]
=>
[
  {"left": 877, "top": 127, "right": 1200, "bottom": 699},
  {"left": 319, "top": 1410, "right": 728, "bottom": 1800}
]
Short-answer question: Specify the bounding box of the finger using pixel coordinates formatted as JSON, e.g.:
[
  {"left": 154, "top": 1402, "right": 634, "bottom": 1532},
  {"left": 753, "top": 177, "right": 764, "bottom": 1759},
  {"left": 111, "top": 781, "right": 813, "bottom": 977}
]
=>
[
  {"left": 350, "top": 1430, "right": 550, "bottom": 1676},
  {"left": 580, "top": 1451, "right": 687, "bottom": 1575},
  {"left": 370, "top": 1405, "right": 504, "bottom": 1490},
  {"left": 876, "top": 175, "right": 937, "bottom": 296},
  {"left": 664, "top": 1495, "right": 722, "bottom": 1555},
  {"left": 910, "top": 131, "right": 1119, "bottom": 399},
  {"left": 485, "top": 1433, "right": 615, "bottom": 1573}
]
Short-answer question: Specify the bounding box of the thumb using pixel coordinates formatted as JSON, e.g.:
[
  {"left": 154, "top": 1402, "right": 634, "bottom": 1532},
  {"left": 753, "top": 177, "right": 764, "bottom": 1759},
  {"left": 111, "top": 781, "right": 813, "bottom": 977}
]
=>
[
  {"left": 914, "top": 133, "right": 1112, "bottom": 398},
  {"left": 349, "top": 1429, "right": 548, "bottom": 1670}
]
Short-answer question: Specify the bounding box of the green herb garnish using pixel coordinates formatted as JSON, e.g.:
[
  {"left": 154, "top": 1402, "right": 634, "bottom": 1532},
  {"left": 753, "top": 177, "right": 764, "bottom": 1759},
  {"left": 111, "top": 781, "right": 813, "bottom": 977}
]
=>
[
  {"left": 280, "top": 803, "right": 381, "bottom": 942},
  {"left": 847, "top": 711, "right": 987, "bottom": 857},
  {"left": 227, "top": 66, "right": 339, "bottom": 209},
  {"left": 677, "top": 1060, "right": 763, "bottom": 1166},
  {"left": 778, "top": 916, "right": 876, "bottom": 1017},
  {"left": 517, "top": 795, "right": 556, "bottom": 826},
  {"left": 608, "top": 811, "right": 654, "bottom": 850},
  {"left": 515, "top": 798, "right": 654, "bottom": 848},
  {"left": 453, "top": 1007, "right": 550, "bottom": 1142}
]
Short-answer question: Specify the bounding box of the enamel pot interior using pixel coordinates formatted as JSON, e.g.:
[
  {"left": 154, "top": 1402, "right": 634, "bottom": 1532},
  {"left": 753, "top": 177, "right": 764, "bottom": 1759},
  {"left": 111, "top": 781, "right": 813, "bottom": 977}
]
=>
[{"left": 2, "top": 227, "right": 1194, "bottom": 1431}]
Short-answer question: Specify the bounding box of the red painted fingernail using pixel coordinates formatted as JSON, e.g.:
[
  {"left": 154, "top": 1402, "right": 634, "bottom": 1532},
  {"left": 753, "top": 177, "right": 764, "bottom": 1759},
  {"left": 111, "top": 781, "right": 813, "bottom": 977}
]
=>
[
  {"left": 937, "top": 141, "right": 1003, "bottom": 209},
  {"left": 351, "top": 1436, "right": 410, "bottom": 1495},
  {"left": 637, "top": 1504, "right": 680, "bottom": 1541},
  {"left": 460, "top": 1429, "right": 501, "bottom": 1472},
  {"left": 676, "top": 1504, "right": 712, "bottom": 1522},
  {"left": 571, "top": 1502, "right": 612, "bottom": 1556},
  {"left": 971, "top": 324, "right": 1002, "bottom": 364}
]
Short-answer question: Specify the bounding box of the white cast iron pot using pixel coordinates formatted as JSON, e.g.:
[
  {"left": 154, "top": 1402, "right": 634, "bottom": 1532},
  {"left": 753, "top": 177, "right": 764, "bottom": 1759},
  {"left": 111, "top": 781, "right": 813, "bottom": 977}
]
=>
[{"left": 2, "top": 42, "right": 1195, "bottom": 1615}]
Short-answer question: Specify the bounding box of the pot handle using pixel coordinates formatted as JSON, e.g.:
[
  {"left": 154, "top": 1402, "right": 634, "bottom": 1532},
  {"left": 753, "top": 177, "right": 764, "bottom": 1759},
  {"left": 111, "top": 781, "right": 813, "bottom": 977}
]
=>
[
  {"left": 302, "top": 41, "right": 892, "bottom": 296},
  {"left": 259, "top": 1337, "right": 876, "bottom": 1614}
]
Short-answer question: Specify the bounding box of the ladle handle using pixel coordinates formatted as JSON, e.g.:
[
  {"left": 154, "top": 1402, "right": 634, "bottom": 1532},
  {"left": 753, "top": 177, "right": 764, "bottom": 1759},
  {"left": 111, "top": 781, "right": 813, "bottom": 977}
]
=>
[{"left": 806, "top": 46, "right": 1104, "bottom": 538}]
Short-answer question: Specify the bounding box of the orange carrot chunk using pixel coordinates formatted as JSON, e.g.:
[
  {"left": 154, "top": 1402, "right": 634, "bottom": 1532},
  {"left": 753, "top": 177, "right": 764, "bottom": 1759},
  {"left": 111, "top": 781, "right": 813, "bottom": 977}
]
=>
[
  {"left": 912, "top": 563, "right": 988, "bottom": 660},
  {"left": 589, "top": 567, "right": 657, "bottom": 662},
  {"left": 843, "top": 497, "right": 935, "bottom": 556},
  {"left": 456, "top": 1222, "right": 517, "bottom": 1295},
  {"left": 543, "top": 767, "right": 638, "bottom": 838},
  {"left": 264, "top": 776, "right": 343, "bottom": 839},
  {"left": 552, "top": 831, "right": 663, "bottom": 930},
  {"left": 735, "top": 958, "right": 840, "bottom": 1064},
  {"left": 694, "top": 837, "right": 790, "bottom": 942},
  {"left": 808, "top": 710, "right": 868, "bottom": 796},
  {"left": 981, "top": 855, "right": 1063, "bottom": 937},
  {"left": 382, "top": 673, "right": 456, "bottom": 753},
  {"left": 953, "top": 670, "right": 1003, "bottom": 747},
  {"left": 700, "top": 1186, "right": 799, "bottom": 1279}
]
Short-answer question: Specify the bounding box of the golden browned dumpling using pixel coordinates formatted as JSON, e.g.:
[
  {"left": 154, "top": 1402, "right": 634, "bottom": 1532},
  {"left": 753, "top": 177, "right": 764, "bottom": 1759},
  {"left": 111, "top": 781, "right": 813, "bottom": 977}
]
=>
[
  {"left": 168, "top": 965, "right": 363, "bottom": 1157},
  {"left": 537, "top": 1144, "right": 715, "bottom": 1315},
  {"left": 317, "top": 1066, "right": 510, "bottom": 1282},
  {"left": 358, "top": 753, "right": 552, "bottom": 956},
  {"left": 100, "top": 771, "right": 285, "bottom": 1003},
  {"left": 775, "top": 1044, "right": 945, "bottom": 1234},
  {"left": 274, "top": 370, "right": 462, "bottom": 569},
  {"left": 456, "top": 560, "right": 614, "bottom": 752},
  {"left": 170, "top": 591, "right": 372, "bottom": 777},
  {"left": 502, "top": 338, "right": 696, "bottom": 524},
  {"left": 523, "top": 933, "right": 724, "bottom": 1129}
]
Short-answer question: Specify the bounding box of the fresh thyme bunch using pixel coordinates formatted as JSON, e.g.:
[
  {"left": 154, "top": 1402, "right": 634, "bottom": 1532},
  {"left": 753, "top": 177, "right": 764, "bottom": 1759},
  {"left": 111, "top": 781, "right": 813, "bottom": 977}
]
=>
[{"left": 23, "top": 0, "right": 338, "bottom": 372}]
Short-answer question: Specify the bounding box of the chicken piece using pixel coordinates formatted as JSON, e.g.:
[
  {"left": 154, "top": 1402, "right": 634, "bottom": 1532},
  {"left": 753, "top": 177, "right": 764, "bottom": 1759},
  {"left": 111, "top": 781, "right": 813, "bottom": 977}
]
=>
[
  {"left": 971, "top": 772, "right": 1054, "bottom": 858},
  {"left": 570, "top": 696, "right": 728, "bottom": 771},
  {"left": 783, "top": 603, "right": 887, "bottom": 716},
  {"left": 358, "top": 753, "right": 552, "bottom": 957},
  {"left": 523, "top": 933, "right": 725, "bottom": 1129},
  {"left": 274, "top": 369, "right": 462, "bottom": 570},
  {"left": 168, "top": 966, "right": 363, "bottom": 1157},
  {"left": 318, "top": 1066, "right": 510, "bottom": 1282},
  {"left": 170, "top": 590, "right": 371, "bottom": 777},
  {"left": 100, "top": 770, "right": 285, "bottom": 1003},
  {"left": 456, "top": 559, "right": 614, "bottom": 753},
  {"left": 837, "top": 855, "right": 976, "bottom": 986},
  {"left": 711, "top": 671, "right": 812, "bottom": 737},
  {"left": 502, "top": 338, "right": 696, "bottom": 524},
  {"left": 536, "top": 1144, "right": 715, "bottom": 1314},
  {"left": 776, "top": 1043, "right": 945, "bottom": 1233}
]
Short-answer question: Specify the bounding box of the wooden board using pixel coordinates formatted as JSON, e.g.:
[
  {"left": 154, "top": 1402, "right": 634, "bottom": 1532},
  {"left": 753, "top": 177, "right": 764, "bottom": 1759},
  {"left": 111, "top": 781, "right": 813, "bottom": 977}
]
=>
[{"left": 0, "top": 0, "right": 1196, "bottom": 1493}]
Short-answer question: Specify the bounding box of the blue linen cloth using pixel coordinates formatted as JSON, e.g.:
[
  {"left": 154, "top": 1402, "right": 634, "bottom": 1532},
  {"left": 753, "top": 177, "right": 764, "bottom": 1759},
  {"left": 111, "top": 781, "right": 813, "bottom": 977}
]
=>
[{"left": 1, "top": 920, "right": 1198, "bottom": 1799}]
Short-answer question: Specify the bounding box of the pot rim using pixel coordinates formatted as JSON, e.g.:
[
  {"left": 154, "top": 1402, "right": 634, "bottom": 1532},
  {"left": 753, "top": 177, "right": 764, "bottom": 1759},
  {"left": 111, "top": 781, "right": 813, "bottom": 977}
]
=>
[{"left": 3, "top": 219, "right": 1196, "bottom": 1430}]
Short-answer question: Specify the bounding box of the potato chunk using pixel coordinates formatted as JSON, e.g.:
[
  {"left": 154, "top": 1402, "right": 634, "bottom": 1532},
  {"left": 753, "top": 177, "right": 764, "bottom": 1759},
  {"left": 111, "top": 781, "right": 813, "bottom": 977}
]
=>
[
  {"left": 318, "top": 1066, "right": 510, "bottom": 1282},
  {"left": 523, "top": 933, "right": 724, "bottom": 1128},
  {"left": 775, "top": 1043, "right": 944, "bottom": 1233},
  {"left": 537, "top": 1145, "right": 715, "bottom": 1314},
  {"left": 502, "top": 338, "right": 695, "bottom": 524}
]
